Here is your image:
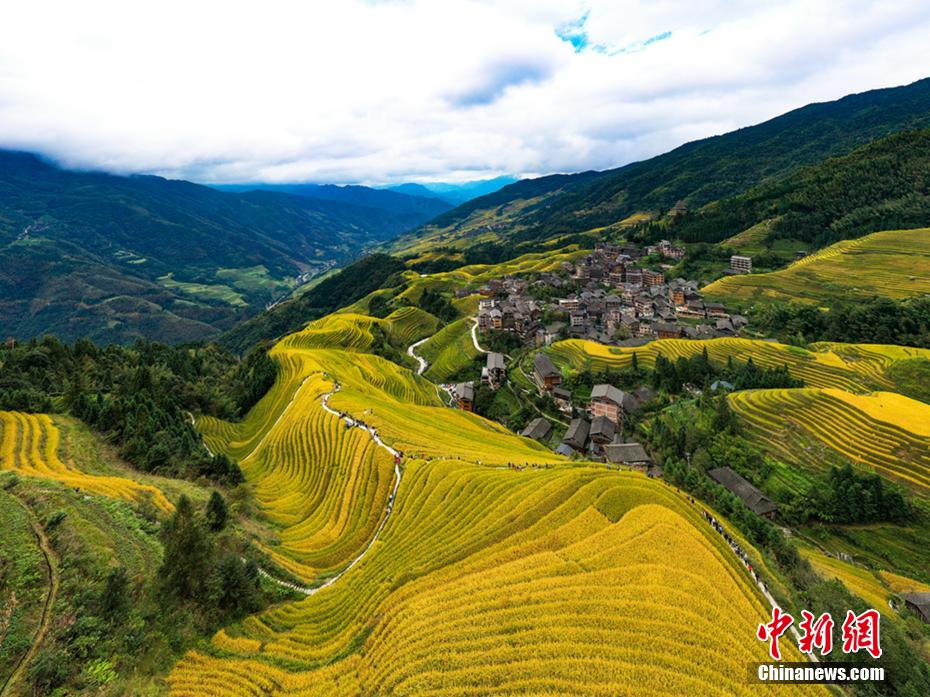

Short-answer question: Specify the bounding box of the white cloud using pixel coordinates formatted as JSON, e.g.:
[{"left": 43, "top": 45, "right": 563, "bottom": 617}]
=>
[{"left": 0, "top": 0, "right": 928, "bottom": 184}]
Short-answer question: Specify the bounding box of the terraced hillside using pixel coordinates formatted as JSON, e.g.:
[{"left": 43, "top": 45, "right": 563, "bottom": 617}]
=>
[
  {"left": 797, "top": 545, "right": 929, "bottom": 622},
  {"left": 704, "top": 228, "right": 930, "bottom": 304},
  {"left": 169, "top": 463, "right": 819, "bottom": 697},
  {"left": 547, "top": 337, "right": 930, "bottom": 393},
  {"left": 728, "top": 387, "right": 930, "bottom": 496},
  {"left": 171, "top": 309, "right": 823, "bottom": 696},
  {"left": 0, "top": 411, "right": 173, "bottom": 513},
  {"left": 418, "top": 317, "right": 480, "bottom": 382}
]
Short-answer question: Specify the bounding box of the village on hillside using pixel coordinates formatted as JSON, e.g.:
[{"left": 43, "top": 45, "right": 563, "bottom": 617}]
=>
[
  {"left": 472, "top": 242, "right": 748, "bottom": 346},
  {"left": 436, "top": 240, "right": 781, "bottom": 516}
]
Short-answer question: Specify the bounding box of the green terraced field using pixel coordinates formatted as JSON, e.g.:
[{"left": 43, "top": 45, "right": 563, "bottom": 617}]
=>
[
  {"left": 704, "top": 227, "right": 930, "bottom": 304},
  {"left": 419, "top": 317, "right": 480, "bottom": 382}
]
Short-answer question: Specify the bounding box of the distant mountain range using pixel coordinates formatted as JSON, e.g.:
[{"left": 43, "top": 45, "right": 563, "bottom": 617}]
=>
[
  {"left": 218, "top": 175, "right": 519, "bottom": 209},
  {"left": 385, "top": 177, "right": 519, "bottom": 205},
  {"left": 6, "top": 77, "right": 930, "bottom": 347},
  {"left": 0, "top": 152, "right": 445, "bottom": 344},
  {"left": 393, "top": 77, "right": 930, "bottom": 256},
  {"left": 214, "top": 182, "right": 453, "bottom": 218}
]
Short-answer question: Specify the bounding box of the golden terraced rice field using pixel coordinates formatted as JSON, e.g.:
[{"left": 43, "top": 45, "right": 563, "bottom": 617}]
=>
[
  {"left": 169, "top": 310, "right": 825, "bottom": 696},
  {"left": 703, "top": 227, "right": 930, "bottom": 304},
  {"left": 728, "top": 388, "right": 930, "bottom": 495},
  {"left": 169, "top": 463, "right": 822, "bottom": 697},
  {"left": 547, "top": 337, "right": 930, "bottom": 393},
  {"left": 0, "top": 411, "right": 173, "bottom": 513}
]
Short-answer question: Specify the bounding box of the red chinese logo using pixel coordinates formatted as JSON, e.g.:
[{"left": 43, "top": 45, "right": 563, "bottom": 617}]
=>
[
  {"left": 842, "top": 609, "right": 882, "bottom": 659},
  {"left": 798, "top": 610, "right": 834, "bottom": 655},
  {"left": 757, "top": 607, "right": 794, "bottom": 660},
  {"left": 757, "top": 607, "right": 881, "bottom": 659}
]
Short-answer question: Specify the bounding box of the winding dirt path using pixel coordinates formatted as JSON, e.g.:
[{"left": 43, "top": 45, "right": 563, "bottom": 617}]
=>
[
  {"left": 469, "top": 318, "right": 488, "bottom": 354},
  {"left": 406, "top": 337, "right": 430, "bottom": 375},
  {"left": 1, "top": 496, "right": 59, "bottom": 697}
]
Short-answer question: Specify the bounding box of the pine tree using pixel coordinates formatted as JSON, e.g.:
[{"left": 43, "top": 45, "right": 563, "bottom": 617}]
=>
[
  {"left": 159, "top": 495, "right": 213, "bottom": 600},
  {"left": 206, "top": 491, "right": 228, "bottom": 532}
]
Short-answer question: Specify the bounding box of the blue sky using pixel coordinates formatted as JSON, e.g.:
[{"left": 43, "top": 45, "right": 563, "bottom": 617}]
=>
[{"left": 1, "top": 1, "right": 929, "bottom": 184}]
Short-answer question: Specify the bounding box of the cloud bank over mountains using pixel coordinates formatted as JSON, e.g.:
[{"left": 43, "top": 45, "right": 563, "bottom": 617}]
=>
[{"left": 2, "top": 0, "right": 929, "bottom": 184}]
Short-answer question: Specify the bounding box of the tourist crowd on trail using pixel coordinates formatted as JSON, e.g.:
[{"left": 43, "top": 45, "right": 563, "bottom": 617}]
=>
[{"left": 701, "top": 506, "right": 766, "bottom": 591}]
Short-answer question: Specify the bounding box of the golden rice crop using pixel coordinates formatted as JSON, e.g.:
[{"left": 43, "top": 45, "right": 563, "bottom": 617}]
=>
[
  {"left": 703, "top": 227, "right": 930, "bottom": 304},
  {"left": 547, "top": 336, "right": 930, "bottom": 393},
  {"left": 0, "top": 411, "right": 172, "bottom": 513},
  {"left": 168, "top": 305, "right": 825, "bottom": 695},
  {"left": 729, "top": 388, "right": 930, "bottom": 494},
  {"left": 168, "top": 463, "right": 822, "bottom": 696},
  {"left": 798, "top": 545, "right": 893, "bottom": 618}
]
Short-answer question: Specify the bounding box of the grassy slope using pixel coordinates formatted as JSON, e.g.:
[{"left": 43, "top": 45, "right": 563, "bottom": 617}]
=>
[
  {"left": 705, "top": 228, "right": 930, "bottom": 304},
  {"left": 0, "top": 488, "right": 49, "bottom": 693}
]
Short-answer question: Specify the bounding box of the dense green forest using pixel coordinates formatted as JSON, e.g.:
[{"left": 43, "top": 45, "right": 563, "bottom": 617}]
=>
[
  {"left": 672, "top": 129, "right": 930, "bottom": 248},
  {"left": 0, "top": 337, "right": 276, "bottom": 482},
  {"left": 748, "top": 296, "right": 930, "bottom": 348}
]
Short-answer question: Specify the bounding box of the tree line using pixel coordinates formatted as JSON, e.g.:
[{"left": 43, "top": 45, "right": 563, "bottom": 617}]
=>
[{"left": 0, "top": 336, "right": 278, "bottom": 483}]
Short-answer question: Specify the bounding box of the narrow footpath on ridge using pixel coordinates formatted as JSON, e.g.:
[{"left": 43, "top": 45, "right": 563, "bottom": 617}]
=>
[
  {"left": 240, "top": 376, "right": 402, "bottom": 596},
  {"left": 696, "top": 501, "right": 817, "bottom": 663},
  {"left": 1, "top": 495, "right": 60, "bottom": 697}
]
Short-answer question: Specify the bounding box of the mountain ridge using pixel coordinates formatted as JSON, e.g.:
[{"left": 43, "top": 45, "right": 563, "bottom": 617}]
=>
[{"left": 395, "top": 77, "right": 930, "bottom": 255}]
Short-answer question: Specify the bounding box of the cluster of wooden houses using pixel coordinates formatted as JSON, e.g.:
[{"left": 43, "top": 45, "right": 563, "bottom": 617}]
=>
[
  {"left": 450, "top": 351, "right": 508, "bottom": 411},
  {"left": 526, "top": 354, "right": 660, "bottom": 471},
  {"left": 474, "top": 244, "right": 745, "bottom": 347}
]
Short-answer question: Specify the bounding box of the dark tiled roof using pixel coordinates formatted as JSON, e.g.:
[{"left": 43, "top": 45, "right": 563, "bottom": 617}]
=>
[
  {"left": 590, "top": 416, "right": 616, "bottom": 442},
  {"left": 901, "top": 593, "right": 930, "bottom": 622},
  {"left": 520, "top": 417, "right": 552, "bottom": 441},
  {"left": 604, "top": 442, "right": 651, "bottom": 464},
  {"left": 486, "top": 352, "right": 505, "bottom": 370},
  {"left": 708, "top": 467, "right": 778, "bottom": 516},
  {"left": 454, "top": 382, "right": 474, "bottom": 402},
  {"left": 534, "top": 352, "right": 560, "bottom": 379},
  {"left": 562, "top": 418, "right": 590, "bottom": 450}
]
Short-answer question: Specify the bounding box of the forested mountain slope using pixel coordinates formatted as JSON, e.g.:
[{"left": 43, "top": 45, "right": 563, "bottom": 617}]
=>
[
  {"left": 395, "top": 77, "right": 930, "bottom": 254},
  {"left": 675, "top": 129, "right": 930, "bottom": 248},
  {"left": 0, "top": 152, "right": 427, "bottom": 344}
]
